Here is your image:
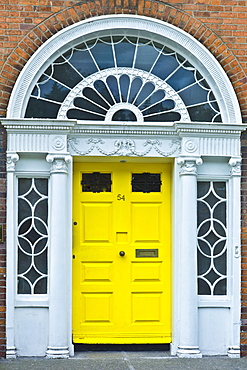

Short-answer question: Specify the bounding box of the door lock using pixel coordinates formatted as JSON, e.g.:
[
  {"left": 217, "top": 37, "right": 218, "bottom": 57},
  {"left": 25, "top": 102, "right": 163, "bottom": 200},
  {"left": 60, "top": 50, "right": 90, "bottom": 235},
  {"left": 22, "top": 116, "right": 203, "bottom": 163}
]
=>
[{"left": 119, "top": 251, "right": 125, "bottom": 257}]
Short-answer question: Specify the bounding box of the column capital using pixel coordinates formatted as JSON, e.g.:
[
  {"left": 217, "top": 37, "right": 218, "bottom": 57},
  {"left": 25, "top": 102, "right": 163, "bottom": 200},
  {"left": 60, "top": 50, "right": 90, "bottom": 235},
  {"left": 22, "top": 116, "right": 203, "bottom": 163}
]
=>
[
  {"left": 229, "top": 157, "right": 241, "bottom": 177},
  {"left": 177, "top": 157, "right": 203, "bottom": 176},
  {"left": 46, "top": 154, "right": 72, "bottom": 174},
  {"left": 6, "top": 153, "right": 19, "bottom": 172}
]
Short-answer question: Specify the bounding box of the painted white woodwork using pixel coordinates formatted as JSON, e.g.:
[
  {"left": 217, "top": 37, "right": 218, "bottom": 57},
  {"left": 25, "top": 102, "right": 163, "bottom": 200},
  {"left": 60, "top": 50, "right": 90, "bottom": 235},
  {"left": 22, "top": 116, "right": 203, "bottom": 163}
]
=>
[
  {"left": 15, "top": 308, "right": 48, "bottom": 356},
  {"left": 45, "top": 154, "right": 72, "bottom": 358},
  {"left": 198, "top": 308, "right": 230, "bottom": 355},
  {"left": 2, "top": 118, "right": 246, "bottom": 358},
  {"left": 6, "top": 153, "right": 19, "bottom": 359},
  {"left": 2, "top": 14, "right": 245, "bottom": 359},
  {"left": 176, "top": 157, "right": 202, "bottom": 358},
  {"left": 227, "top": 157, "right": 241, "bottom": 358}
]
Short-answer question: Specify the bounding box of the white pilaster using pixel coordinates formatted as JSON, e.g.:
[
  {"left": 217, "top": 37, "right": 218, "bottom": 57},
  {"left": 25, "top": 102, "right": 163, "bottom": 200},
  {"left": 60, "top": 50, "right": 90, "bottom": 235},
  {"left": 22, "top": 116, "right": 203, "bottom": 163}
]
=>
[
  {"left": 46, "top": 154, "right": 72, "bottom": 359},
  {"left": 6, "top": 153, "right": 19, "bottom": 359},
  {"left": 227, "top": 157, "right": 241, "bottom": 358},
  {"left": 176, "top": 157, "right": 202, "bottom": 358}
]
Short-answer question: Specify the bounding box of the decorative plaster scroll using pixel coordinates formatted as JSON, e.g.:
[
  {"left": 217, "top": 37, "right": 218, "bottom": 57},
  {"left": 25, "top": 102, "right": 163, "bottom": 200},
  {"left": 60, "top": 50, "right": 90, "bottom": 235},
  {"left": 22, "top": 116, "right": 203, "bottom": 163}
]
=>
[
  {"left": 177, "top": 157, "right": 203, "bottom": 176},
  {"left": 68, "top": 137, "right": 181, "bottom": 157},
  {"left": 229, "top": 157, "right": 241, "bottom": 176},
  {"left": 6, "top": 153, "right": 19, "bottom": 172},
  {"left": 46, "top": 155, "right": 72, "bottom": 174}
]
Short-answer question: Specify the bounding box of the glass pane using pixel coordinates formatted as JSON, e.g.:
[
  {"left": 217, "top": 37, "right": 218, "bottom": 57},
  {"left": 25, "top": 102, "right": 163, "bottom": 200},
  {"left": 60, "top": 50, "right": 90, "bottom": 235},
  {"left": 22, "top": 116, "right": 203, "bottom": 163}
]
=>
[
  {"left": 214, "top": 278, "right": 227, "bottom": 295},
  {"left": 115, "top": 39, "right": 136, "bottom": 68},
  {"left": 25, "top": 98, "right": 60, "bottom": 119},
  {"left": 82, "top": 173, "right": 112, "bottom": 193},
  {"left": 18, "top": 278, "right": 31, "bottom": 294},
  {"left": 135, "top": 43, "right": 159, "bottom": 72},
  {"left": 112, "top": 109, "right": 137, "bottom": 121},
  {"left": 67, "top": 49, "right": 97, "bottom": 77},
  {"left": 18, "top": 178, "right": 32, "bottom": 196},
  {"left": 74, "top": 97, "right": 106, "bottom": 115},
  {"left": 83, "top": 87, "right": 110, "bottom": 109},
  {"left": 67, "top": 109, "right": 104, "bottom": 121},
  {"left": 198, "top": 278, "right": 211, "bottom": 295},
  {"left": 34, "top": 277, "right": 48, "bottom": 294},
  {"left": 35, "top": 179, "right": 48, "bottom": 196},
  {"left": 132, "top": 173, "right": 161, "bottom": 193},
  {"left": 48, "top": 60, "right": 82, "bottom": 88},
  {"left": 91, "top": 41, "right": 114, "bottom": 70}
]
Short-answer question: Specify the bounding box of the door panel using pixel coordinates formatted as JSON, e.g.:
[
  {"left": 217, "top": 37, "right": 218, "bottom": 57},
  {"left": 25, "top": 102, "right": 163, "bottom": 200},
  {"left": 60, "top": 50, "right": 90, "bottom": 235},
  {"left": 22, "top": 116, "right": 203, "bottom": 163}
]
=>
[{"left": 73, "top": 162, "right": 171, "bottom": 343}]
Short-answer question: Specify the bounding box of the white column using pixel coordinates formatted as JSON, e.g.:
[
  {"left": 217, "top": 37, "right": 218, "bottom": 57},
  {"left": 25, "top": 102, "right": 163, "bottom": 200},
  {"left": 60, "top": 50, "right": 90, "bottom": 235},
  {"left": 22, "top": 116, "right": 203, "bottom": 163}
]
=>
[
  {"left": 176, "top": 157, "right": 202, "bottom": 358},
  {"left": 228, "top": 157, "right": 241, "bottom": 358},
  {"left": 6, "top": 153, "right": 19, "bottom": 359},
  {"left": 46, "top": 154, "right": 72, "bottom": 359}
]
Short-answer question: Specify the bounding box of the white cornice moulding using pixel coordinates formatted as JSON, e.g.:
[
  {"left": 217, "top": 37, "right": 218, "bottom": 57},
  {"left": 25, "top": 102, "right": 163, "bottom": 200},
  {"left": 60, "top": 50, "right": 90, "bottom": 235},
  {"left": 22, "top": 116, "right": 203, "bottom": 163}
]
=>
[{"left": 2, "top": 119, "right": 246, "bottom": 158}]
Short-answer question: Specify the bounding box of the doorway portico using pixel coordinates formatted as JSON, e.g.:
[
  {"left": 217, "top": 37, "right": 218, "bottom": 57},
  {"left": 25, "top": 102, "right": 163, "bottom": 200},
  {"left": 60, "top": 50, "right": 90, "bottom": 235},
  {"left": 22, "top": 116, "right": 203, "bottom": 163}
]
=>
[{"left": 3, "top": 15, "right": 245, "bottom": 358}]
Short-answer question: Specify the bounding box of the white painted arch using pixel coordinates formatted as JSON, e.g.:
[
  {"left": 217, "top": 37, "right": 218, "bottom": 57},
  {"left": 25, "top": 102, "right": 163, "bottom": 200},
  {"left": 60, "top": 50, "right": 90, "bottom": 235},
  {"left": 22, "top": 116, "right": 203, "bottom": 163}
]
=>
[{"left": 7, "top": 15, "right": 242, "bottom": 123}]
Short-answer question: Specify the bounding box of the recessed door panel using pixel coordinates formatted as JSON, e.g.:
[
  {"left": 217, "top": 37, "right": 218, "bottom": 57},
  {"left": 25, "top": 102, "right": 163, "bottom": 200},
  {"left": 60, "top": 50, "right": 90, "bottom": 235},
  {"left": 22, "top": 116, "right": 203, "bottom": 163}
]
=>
[
  {"left": 131, "top": 292, "right": 162, "bottom": 323},
  {"left": 83, "top": 203, "right": 112, "bottom": 242},
  {"left": 73, "top": 162, "right": 171, "bottom": 344},
  {"left": 131, "top": 262, "right": 162, "bottom": 282},
  {"left": 131, "top": 203, "right": 161, "bottom": 242},
  {"left": 82, "top": 262, "right": 113, "bottom": 283}
]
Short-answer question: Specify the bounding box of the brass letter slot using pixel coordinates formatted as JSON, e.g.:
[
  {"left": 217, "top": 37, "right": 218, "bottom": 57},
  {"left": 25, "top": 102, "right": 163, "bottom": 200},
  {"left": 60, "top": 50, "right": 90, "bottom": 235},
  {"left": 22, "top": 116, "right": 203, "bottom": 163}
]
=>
[{"left": 136, "top": 249, "right": 158, "bottom": 258}]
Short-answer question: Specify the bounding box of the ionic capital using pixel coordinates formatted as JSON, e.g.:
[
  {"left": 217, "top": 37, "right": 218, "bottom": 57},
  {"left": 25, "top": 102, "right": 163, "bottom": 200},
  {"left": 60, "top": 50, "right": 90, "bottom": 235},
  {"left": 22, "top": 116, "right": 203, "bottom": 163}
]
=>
[
  {"left": 6, "top": 153, "right": 19, "bottom": 172},
  {"left": 229, "top": 157, "right": 241, "bottom": 177},
  {"left": 177, "top": 157, "right": 203, "bottom": 176},
  {"left": 46, "top": 154, "right": 72, "bottom": 174}
]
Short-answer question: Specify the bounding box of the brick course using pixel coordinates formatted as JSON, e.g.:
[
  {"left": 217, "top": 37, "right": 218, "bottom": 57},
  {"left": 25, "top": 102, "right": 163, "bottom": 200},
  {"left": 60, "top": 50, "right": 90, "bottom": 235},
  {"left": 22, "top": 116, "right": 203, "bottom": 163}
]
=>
[{"left": 0, "top": 0, "right": 246, "bottom": 357}]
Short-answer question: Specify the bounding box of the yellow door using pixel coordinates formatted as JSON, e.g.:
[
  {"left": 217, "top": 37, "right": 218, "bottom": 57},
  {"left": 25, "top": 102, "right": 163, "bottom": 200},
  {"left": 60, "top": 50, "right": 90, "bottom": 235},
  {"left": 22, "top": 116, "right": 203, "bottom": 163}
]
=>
[{"left": 72, "top": 162, "right": 171, "bottom": 344}]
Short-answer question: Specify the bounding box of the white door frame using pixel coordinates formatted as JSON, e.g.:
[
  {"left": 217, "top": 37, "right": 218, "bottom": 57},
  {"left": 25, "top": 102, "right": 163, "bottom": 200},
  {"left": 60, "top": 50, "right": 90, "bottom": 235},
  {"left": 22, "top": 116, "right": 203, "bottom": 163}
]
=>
[
  {"left": 3, "top": 14, "right": 244, "bottom": 358},
  {"left": 3, "top": 118, "right": 245, "bottom": 357}
]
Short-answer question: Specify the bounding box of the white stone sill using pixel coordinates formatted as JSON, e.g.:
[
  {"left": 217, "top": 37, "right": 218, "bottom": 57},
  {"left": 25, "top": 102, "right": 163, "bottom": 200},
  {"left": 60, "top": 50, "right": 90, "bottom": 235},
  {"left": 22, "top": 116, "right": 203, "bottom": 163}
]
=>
[
  {"left": 15, "top": 296, "right": 49, "bottom": 307},
  {"left": 198, "top": 297, "right": 231, "bottom": 308}
]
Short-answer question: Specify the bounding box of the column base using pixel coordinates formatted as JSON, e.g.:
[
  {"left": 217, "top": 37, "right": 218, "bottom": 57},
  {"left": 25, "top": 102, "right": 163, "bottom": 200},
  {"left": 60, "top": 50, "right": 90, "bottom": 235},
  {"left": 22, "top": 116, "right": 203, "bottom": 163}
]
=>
[
  {"left": 46, "top": 347, "right": 69, "bottom": 359},
  {"left": 177, "top": 346, "right": 202, "bottom": 358},
  {"left": 228, "top": 347, "right": 240, "bottom": 358},
  {"left": 6, "top": 347, "right": 16, "bottom": 359}
]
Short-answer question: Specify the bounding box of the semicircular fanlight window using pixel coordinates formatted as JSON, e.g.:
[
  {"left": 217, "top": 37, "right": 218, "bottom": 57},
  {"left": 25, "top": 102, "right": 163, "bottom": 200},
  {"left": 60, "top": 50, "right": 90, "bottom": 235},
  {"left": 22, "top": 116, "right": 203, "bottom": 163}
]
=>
[{"left": 25, "top": 35, "right": 222, "bottom": 123}]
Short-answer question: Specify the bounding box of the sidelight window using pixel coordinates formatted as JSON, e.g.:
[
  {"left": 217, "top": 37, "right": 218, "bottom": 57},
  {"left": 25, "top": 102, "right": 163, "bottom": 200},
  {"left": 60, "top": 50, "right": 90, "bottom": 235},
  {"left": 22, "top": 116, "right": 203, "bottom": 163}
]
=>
[
  {"left": 17, "top": 178, "right": 48, "bottom": 294},
  {"left": 197, "top": 181, "right": 227, "bottom": 296}
]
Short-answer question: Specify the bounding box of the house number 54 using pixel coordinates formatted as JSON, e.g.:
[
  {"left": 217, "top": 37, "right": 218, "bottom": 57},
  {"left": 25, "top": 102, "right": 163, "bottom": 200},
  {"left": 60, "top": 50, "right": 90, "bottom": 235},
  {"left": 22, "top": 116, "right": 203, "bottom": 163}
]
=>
[{"left": 117, "top": 194, "right": 125, "bottom": 201}]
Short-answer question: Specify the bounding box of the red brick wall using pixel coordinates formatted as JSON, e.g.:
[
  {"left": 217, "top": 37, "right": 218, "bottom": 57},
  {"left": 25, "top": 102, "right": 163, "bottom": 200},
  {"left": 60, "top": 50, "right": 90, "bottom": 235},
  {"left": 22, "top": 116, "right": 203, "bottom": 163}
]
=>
[{"left": 0, "top": 0, "right": 246, "bottom": 357}]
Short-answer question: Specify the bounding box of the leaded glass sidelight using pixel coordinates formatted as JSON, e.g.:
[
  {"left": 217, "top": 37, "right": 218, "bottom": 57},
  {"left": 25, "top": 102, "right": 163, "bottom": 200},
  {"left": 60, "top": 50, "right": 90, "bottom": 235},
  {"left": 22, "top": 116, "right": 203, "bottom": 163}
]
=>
[
  {"left": 25, "top": 35, "right": 222, "bottom": 123},
  {"left": 17, "top": 178, "right": 48, "bottom": 294},
  {"left": 197, "top": 181, "right": 227, "bottom": 295}
]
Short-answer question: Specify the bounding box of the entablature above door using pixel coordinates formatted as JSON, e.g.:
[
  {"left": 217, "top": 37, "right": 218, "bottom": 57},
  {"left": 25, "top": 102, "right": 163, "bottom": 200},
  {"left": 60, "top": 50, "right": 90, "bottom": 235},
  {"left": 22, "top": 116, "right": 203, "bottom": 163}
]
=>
[{"left": 2, "top": 119, "right": 246, "bottom": 159}]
